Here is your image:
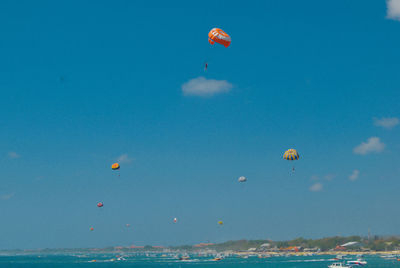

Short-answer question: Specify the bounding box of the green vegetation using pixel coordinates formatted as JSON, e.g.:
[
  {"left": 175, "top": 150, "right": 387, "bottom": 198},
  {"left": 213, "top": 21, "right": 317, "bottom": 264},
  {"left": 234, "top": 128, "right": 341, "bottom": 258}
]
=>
[
  {"left": 2, "top": 235, "right": 400, "bottom": 253},
  {"left": 172, "top": 235, "right": 400, "bottom": 252},
  {"left": 273, "top": 236, "right": 363, "bottom": 251},
  {"left": 209, "top": 240, "right": 266, "bottom": 251}
]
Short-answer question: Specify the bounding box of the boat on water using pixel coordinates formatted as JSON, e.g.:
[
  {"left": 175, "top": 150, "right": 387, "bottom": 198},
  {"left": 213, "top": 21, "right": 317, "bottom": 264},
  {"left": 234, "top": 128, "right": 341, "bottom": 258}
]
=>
[
  {"left": 328, "top": 263, "right": 350, "bottom": 268},
  {"left": 381, "top": 254, "right": 397, "bottom": 259},
  {"left": 179, "top": 255, "right": 190, "bottom": 261},
  {"left": 347, "top": 259, "right": 367, "bottom": 266},
  {"left": 213, "top": 254, "right": 223, "bottom": 261},
  {"left": 334, "top": 255, "right": 345, "bottom": 260}
]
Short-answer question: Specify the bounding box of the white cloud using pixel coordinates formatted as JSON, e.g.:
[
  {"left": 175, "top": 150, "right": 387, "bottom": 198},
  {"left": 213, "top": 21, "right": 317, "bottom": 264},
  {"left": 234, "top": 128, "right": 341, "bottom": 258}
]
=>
[
  {"left": 324, "top": 174, "right": 335, "bottom": 181},
  {"left": 373, "top": 117, "right": 399, "bottom": 129},
  {"left": 182, "top": 77, "right": 232, "bottom": 97},
  {"left": 8, "top": 152, "right": 20, "bottom": 159},
  {"left": 309, "top": 183, "right": 323, "bottom": 192},
  {"left": 0, "top": 192, "right": 15, "bottom": 200},
  {"left": 353, "top": 137, "right": 385, "bottom": 155},
  {"left": 349, "top": 169, "right": 360, "bottom": 181},
  {"left": 117, "top": 154, "right": 133, "bottom": 163},
  {"left": 387, "top": 0, "right": 400, "bottom": 20},
  {"left": 311, "top": 174, "right": 334, "bottom": 181}
]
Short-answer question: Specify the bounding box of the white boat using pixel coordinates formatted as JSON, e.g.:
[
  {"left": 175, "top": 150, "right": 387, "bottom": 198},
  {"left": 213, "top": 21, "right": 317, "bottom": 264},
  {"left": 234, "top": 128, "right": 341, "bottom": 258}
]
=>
[
  {"left": 381, "top": 254, "right": 397, "bottom": 259},
  {"left": 178, "top": 255, "right": 190, "bottom": 261},
  {"left": 329, "top": 263, "right": 350, "bottom": 268},
  {"left": 347, "top": 259, "right": 367, "bottom": 266}
]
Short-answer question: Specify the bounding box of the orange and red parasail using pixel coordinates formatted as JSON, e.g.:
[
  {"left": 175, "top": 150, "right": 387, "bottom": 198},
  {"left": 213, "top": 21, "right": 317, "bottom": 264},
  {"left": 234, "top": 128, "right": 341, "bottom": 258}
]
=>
[
  {"left": 208, "top": 28, "right": 231, "bottom": 48},
  {"left": 111, "top": 163, "right": 120, "bottom": 170}
]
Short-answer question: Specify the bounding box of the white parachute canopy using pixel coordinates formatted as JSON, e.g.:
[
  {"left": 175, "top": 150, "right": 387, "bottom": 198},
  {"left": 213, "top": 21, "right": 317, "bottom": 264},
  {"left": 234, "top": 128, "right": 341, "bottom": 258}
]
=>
[{"left": 238, "top": 176, "right": 247, "bottom": 182}]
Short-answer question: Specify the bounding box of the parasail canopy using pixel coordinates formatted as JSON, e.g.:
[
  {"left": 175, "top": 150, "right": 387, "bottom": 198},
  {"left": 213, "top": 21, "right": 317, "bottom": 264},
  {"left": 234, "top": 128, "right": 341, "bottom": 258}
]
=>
[
  {"left": 283, "top": 149, "right": 299, "bottom": 160},
  {"left": 111, "top": 163, "right": 120, "bottom": 170},
  {"left": 238, "top": 176, "right": 247, "bottom": 182},
  {"left": 208, "top": 28, "right": 231, "bottom": 48}
]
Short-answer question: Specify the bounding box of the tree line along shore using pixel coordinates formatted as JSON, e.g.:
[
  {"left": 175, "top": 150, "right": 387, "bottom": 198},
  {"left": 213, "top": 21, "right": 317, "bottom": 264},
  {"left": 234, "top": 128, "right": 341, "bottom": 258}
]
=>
[{"left": 2, "top": 235, "right": 400, "bottom": 253}]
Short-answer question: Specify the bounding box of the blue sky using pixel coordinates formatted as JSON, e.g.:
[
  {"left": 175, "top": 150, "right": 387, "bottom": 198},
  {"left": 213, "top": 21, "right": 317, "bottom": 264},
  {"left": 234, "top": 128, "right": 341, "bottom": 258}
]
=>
[{"left": 1, "top": 0, "right": 400, "bottom": 249}]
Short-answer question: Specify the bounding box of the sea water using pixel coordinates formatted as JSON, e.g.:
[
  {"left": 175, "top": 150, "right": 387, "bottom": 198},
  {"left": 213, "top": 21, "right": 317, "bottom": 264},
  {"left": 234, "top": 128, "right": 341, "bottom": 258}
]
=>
[{"left": 0, "top": 253, "right": 399, "bottom": 267}]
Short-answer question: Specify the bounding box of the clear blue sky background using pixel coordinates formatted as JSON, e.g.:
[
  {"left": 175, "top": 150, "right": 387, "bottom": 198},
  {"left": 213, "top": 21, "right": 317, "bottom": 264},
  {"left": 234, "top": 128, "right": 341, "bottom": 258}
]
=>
[{"left": 0, "top": 0, "right": 400, "bottom": 249}]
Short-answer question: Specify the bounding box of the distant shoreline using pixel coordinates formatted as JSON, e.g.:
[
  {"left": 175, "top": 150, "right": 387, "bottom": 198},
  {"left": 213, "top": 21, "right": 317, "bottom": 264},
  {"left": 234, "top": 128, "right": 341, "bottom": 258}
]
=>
[{"left": 2, "top": 235, "right": 400, "bottom": 253}]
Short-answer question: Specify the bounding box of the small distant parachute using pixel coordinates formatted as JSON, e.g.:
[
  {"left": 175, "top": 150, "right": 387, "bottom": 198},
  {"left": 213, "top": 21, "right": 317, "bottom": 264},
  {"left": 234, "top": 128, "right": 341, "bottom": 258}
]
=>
[
  {"left": 97, "top": 202, "right": 104, "bottom": 208},
  {"left": 218, "top": 221, "right": 223, "bottom": 225},
  {"left": 283, "top": 149, "right": 299, "bottom": 160},
  {"left": 238, "top": 176, "right": 247, "bottom": 183},
  {"left": 283, "top": 149, "right": 299, "bottom": 172},
  {"left": 126, "top": 224, "right": 131, "bottom": 228},
  {"left": 173, "top": 217, "right": 178, "bottom": 223},
  {"left": 111, "top": 163, "right": 120, "bottom": 170},
  {"left": 208, "top": 28, "right": 231, "bottom": 48},
  {"left": 90, "top": 227, "right": 94, "bottom": 231}
]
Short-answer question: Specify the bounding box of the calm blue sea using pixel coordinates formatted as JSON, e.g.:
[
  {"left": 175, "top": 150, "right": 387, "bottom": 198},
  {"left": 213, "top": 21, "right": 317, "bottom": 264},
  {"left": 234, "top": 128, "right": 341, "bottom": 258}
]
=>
[{"left": 0, "top": 254, "right": 399, "bottom": 267}]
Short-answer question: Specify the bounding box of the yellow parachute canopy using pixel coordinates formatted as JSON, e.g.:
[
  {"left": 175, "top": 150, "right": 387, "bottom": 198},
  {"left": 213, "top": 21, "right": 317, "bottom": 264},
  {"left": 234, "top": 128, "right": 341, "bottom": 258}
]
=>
[
  {"left": 111, "top": 163, "right": 120, "bottom": 170},
  {"left": 218, "top": 221, "right": 223, "bottom": 225},
  {"left": 283, "top": 149, "right": 299, "bottom": 160}
]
